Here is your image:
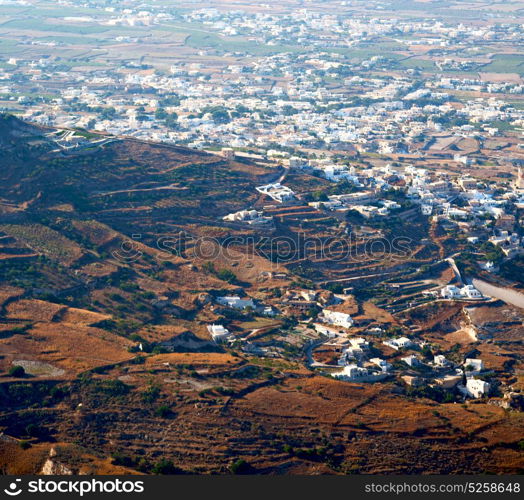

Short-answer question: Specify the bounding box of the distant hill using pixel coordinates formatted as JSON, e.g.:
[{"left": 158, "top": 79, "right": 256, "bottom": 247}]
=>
[
  {"left": 0, "top": 114, "right": 278, "bottom": 219},
  {"left": 0, "top": 114, "right": 283, "bottom": 333}
]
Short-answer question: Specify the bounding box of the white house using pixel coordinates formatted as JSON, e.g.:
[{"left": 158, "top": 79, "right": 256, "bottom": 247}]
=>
[
  {"left": 338, "top": 347, "right": 364, "bottom": 365},
  {"left": 380, "top": 200, "right": 401, "bottom": 210},
  {"left": 421, "top": 204, "right": 433, "bottom": 215},
  {"left": 465, "top": 378, "right": 490, "bottom": 398},
  {"left": 333, "top": 364, "right": 369, "bottom": 380},
  {"left": 464, "top": 358, "right": 483, "bottom": 375},
  {"left": 383, "top": 337, "right": 414, "bottom": 351},
  {"left": 433, "top": 355, "right": 449, "bottom": 367},
  {"left": 321, "top": 309, "right": 354, "bottom": 328},
  {"left": 216, "top": 296, "right": 254, "bottom": 310},
  {"left": 402, "top": 355, "right": 421, "bottom": 367},
  {"left": 479, "top": 261, "right": 496, "bottom": 272},
  {"left": 460, "top": 285, "right": 482, "bottom": 299},
  {"left": 223, "top": 209, "right": 259, "bottom": 222},
  {"left": 261, "top": 305, "right": 277, "bottom": 317},
  {"left": 207, "top": 324, "right": 232, "bottom": 343},
  {"left": 441, "top": 285, "right": 482, "bottom": 300},
  {"left": 333, "top": 364, "right": 388, "bottom": 382},
  {"left": 255, "top": 183, "right": 295, "bottom": 203},
  {"left": 223, "top": 209, "right": 272, "bottom": 225},
  {"left": 314, "top": 323, "right": 340, "bottom": 338},
  {"left": 349, "top": 337, "right": 369, "bottom": 349},
  {"left": 441, "top": 285, "right": 463, "bottom": 299},
  {"left": 369, "top": 357, "right": 392, "bottom": 372}
]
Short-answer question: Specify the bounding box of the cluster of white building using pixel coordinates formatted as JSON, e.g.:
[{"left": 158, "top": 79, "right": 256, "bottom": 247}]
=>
[{"left": 440, "top": 284, "right": 483, "bottom": 300}]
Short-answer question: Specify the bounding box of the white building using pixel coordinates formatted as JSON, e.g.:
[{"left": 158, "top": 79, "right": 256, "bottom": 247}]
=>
[
  {"left": 402, "top": 355, "right": 421, "bottom": 367},
  {"left": 464, "top": 358, "right": 483, "bottom": 375},
  {"left": 421, "top": 205, "right": 434, "bottom": 217},
  {"left": 465, "top": 378, "right": 490, "bottom": 398},
  {"left": 461, "top": 285, "right": 482, "bottom": 299},
  {"left": 333, "top": 364, "right": 369, "bottom": 380},
  {"left": 380, "top": 200, "right": 401, "bottom": 210},
  {"left": 223, "top": 209, "right": 272, "bottom": 225},
  {"left": 255, "top": 183, "right": 295, "bottom": 203},
  {"left": 261, "top": 305, "right": 277, "bottom": 317},
  {"left": 349, "top": 337, "right": 369, "bottom": 349},
  {"left": 441, "top": 285, "right": 463, "bottom": 299},
  {"left": 314, "top": 323, "right": 340, "bottom": 338},
  {"left": 223, "top": 209, "right": 259, "bottom": 221},
  {"left": 216, "top": 296, "right": 255, "bottom": 310},
  {"left": 321, "top": 309, "right": 354, "bottom": 328},
  {"left": 207, "top": 324, "right": 232, "bottom": 343},
  {"left": 433, "top": 355, "right": 449, "bottom": 367},
  {"left": 479, "top": 261, "right": 496, "bottom": 272},
  {"left": 441, "top": 285, "right": 482, "bottom": 300},
  {"left": 383, "top": 337, "right": 414, "bottom": 351},
  {"left": 333, "top": 364, "right": 388, "bottom": 382},
  {"left": 338, "top": 347, "right": 364, "bottom": 365},
  {"left": 369, "top": 357, "right": 392, "bottom": 372}
]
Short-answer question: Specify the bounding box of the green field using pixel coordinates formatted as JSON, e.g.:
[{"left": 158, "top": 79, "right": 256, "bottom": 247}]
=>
[
  {"left": 481, "top": 54, "right": 524, "bottom": 75},
  {"left": 184, "top": 31, "right": 307, "bottom": 56},
  {"left": 0, "top": 18, "right": 109, "bottom": 35},
  {"left": 396, "top": 57, "right": 437, "bottom": 71}
]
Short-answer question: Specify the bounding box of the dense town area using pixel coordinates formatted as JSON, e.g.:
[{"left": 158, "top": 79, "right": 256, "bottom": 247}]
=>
[{"left": 0, "top": 0, "right": 523, "bottom": 475}]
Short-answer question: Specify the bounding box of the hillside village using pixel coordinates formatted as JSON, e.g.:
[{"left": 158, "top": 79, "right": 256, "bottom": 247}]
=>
[{"left": 0, "top": 0, "right": 523, "bottom": 477}]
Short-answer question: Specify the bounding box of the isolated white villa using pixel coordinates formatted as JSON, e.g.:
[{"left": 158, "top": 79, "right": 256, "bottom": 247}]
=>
[
  {"left": 216, "top": 295, "right": 254, "bottom": 310},
  {"left": 465, "top": 378, "right": 490, "bottom": 398},
  {"left": 255, "top": 183, "right": 295, "bottom": 203},
  {"left": 207, "top": 324, "right": 232, "bottom": 343},
  {"left": 383, "top": 336, "right": 414, "bottom": 351},
  {"left": 321, "top": 309, "right": 354, "bottom": 328}
]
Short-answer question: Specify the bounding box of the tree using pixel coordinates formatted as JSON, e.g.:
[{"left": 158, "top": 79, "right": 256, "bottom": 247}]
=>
[
  {"left": 151, "top": 458, "right": 183, "bottom": 475},
  {"left": 282, "top": 104, "right": 298, "bottom": 116},
  {"left": 155, "top": 108, "right": 168, "bottom": 120},
  {"left": 165, "top": 112, "right": 178, "bottom": 129},
  {"left": 312, "top": 190, "right": 329, "bottom": 202},
  {"left": 229, "top": 459, "right": 253, "bottom": 474},
  {"left": 216, "top": 268, "right": 237, "bottom": 284},
  {"left": 18, "top": 440, "right": 31, "bottom": 450},
  {"left": 155, "top": 405, "right": 172, "bottom": 418},
  {"left": 211, "top": 108, "right": 230, "bottom": 124},
  {"left": 421, "top": 345, "right": 433, "bottom": 360},
  {"left": 25, "top": 423, "right": 40, "bottom": 437},
  {"left": 9, "top": 365, "right": 25, "bottom": 378}
]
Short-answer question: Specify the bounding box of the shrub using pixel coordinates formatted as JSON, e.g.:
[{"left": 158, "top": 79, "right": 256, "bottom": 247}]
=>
[
  {"left": 111, "top": 452, "right": 135, "bottom": 467},
  {"left": 9, "top": 365, "right": 25, "bottom": 378},
  {"left": 141, "top": 384, "right": 161, "bottom": 404},
  {"left": 155, "top": 405, "right": 172, "bottom": 418},
  {"left": 25, "top": 423, "right": 40, "bottom": 437},
  {"left": 229, "top": 459, "right": 253, "bottom": 474},
  {"left": 19, "top": 440, "right": 31, "bottom": 450},
  {"left": 151, "top": 458, "right": 183, "bottom": 475}
]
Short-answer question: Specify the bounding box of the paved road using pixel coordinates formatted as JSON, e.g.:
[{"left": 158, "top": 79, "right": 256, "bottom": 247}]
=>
[
  {"left": 304, "top": 338, "right": 334, "bottom": 369},
  {"left": 472, "top": 279, "right": 524, "bottom": 309}
]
